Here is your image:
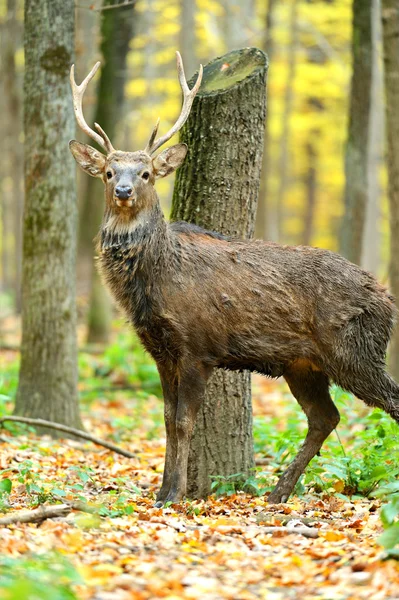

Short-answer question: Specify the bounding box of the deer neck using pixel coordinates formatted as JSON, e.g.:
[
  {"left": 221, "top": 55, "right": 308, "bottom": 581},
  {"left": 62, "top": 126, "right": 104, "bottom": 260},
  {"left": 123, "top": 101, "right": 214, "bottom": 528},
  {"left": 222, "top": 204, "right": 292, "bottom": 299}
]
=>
[{"left": 97, "top": 195, "right": 173, "bottom": 330}]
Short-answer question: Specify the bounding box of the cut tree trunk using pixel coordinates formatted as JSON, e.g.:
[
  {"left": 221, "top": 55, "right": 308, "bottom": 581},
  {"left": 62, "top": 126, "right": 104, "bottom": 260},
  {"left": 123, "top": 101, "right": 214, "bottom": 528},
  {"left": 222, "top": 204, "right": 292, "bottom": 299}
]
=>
[
  {"left": 78, "top": 0, "right": 135, "bottom": 344},
  {"left": 340, "top": 0, "right": 372, "bottom": 264},
  {"left": 172, "top": 47, "right": 268, "bottom": 499},
  {"left": 15, "top": 0, "right": 82, "bottom": 432},
  {"left": 382, "top": 0, "right": 399, "bottom": 379}
]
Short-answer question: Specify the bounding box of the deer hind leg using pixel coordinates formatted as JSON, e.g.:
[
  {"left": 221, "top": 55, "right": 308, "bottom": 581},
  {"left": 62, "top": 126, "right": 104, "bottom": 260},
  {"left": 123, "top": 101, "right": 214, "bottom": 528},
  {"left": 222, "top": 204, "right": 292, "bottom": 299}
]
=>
[{"left": 268, "top": 363, "right": 340, "bottom": 504}]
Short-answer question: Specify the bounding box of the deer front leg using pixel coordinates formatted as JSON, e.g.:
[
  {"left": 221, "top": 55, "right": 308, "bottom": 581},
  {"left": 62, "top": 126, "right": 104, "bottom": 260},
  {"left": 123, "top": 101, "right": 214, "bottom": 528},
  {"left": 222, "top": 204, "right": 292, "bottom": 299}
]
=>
[
  {"left": 155, "top": 366, "right": 178, "bottom": 506},
  {"left": 160, "top": 363, "right": 209, "bottom": 505}
]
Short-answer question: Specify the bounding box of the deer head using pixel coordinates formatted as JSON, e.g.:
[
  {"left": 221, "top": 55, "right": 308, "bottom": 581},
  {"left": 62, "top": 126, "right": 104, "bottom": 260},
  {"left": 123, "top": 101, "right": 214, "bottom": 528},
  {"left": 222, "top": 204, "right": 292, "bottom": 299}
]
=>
[{"left": 69, "top": 53, "right": 203, "bottom": 216}]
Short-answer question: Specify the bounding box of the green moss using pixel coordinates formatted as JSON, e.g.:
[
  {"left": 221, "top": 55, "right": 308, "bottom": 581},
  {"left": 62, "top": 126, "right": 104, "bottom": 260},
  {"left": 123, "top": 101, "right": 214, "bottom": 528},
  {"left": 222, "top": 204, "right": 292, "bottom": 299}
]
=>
[
  {"left": 198, "top": 48, "right": 267, "bottom": 94},
  {"left": 40, "top": 45, "right": 70, "bottom": 77}
]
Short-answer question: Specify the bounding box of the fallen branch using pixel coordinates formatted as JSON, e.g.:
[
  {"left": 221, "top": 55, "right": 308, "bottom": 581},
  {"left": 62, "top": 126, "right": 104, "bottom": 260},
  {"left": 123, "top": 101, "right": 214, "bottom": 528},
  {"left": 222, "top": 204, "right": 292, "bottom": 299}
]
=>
[
  {"left": 0, "top": 416, "right": 136, "bottom": 459},
  {"left": 144, "top": 518, "right": 319, "bottom": 539},
  {"left": 0, "top": 501, "right": 95, "bottom": 526},
  {"left": 261, "top": 526, "right": 319, "bottom": 539}
]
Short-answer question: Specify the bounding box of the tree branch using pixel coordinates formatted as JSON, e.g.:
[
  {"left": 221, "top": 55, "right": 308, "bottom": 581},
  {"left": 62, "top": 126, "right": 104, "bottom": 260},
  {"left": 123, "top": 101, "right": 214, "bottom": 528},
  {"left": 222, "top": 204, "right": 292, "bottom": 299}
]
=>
[
  {"left": 0, "top": 501, "right": 96, "bottom": 526},
  {"left": 0, "top": 416, "right": 136, "bottom": 459},
  {"left": 76, "top": 0, "right": 137, "bottom": 11}
]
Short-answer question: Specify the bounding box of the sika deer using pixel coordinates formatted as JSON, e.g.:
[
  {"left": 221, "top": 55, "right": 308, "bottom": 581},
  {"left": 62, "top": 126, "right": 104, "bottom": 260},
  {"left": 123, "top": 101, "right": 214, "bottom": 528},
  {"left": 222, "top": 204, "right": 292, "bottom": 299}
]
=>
[{"left": 69, "top": 53, "right": 399, "bottom": 506}]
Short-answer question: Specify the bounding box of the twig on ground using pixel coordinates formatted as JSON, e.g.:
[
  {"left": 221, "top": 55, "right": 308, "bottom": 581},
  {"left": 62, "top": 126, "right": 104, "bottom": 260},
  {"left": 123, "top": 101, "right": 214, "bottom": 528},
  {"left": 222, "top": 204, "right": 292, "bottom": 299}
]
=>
[
  {"left": 146, "top": 518, "right": 319, "bottom": 539},
  {"left": 0, "top": 416, "right": 136, "bottom": 459},
  {"left": 0, "top": 501, "right": 96, "bottom": 526},
  {"left": 260, "top": 526, "right": 319, "bottom": 538}
]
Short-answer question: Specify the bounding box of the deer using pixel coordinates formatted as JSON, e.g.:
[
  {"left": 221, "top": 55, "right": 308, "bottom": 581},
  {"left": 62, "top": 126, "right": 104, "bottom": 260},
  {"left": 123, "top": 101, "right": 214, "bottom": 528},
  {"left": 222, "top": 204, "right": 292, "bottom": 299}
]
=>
[{"left": 69, "top": 53, "right": 399, "bottom": 507}]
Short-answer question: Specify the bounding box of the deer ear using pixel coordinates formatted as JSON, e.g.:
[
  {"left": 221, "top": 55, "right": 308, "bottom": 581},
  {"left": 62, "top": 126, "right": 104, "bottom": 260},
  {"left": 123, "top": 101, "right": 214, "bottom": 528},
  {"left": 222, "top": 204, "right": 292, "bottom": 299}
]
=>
[
  {"left": 69, "top": 140, "right": 106, "bottom": 178},
  {"left": 152, "top": 143, "right": 188, "bottom": 179}
]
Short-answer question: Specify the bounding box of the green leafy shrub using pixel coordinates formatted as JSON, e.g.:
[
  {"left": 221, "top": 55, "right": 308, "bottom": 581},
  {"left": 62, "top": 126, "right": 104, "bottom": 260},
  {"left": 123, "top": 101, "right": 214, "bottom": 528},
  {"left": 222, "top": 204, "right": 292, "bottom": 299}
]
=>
[{"left": 0, "top": 553, "right": 81, "bottom": 600}]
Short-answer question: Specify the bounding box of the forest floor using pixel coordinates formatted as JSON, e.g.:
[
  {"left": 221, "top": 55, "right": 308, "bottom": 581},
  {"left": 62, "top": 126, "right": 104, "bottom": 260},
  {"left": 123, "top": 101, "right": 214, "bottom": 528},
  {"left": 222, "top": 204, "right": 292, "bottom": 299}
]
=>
[{"left": 0, "top": 318, "right": 399, "bottom": 599}]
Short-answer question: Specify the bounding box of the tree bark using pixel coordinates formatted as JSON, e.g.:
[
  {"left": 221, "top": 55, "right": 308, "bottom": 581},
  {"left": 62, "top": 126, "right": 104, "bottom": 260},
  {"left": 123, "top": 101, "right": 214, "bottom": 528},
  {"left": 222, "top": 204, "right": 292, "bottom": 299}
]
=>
[
  {"left": 382, "top": 0, "right": 399, "bottom": 379},
  {"left": 301, "top": 140, "right": 317, "bottom": 246},
  {"left": 1, "top": 0, "right": 23, "bottom": 309},
  {"left": 172, "top": 48, "right": 268, "bottom": 498},
  {"left": 179, "top": 0, "right": 197, "bottom": 79},
  {"left": 340, "top": 0, "right": 372, "bottom": 264},
  {"left": 78, "top": 0, "right": 135, "bottom": 344},
  {"left": 275, "top": 0, "right": 299, "bottom": 243},
  {"left": 255, "top": 0, "right": 276, "bottom": 241},
  {"left": 361, "top": 0, "right": 383, "bottom": 274},
  {"left": 15, "top": 0, "right": 82, "bottom": 432}
]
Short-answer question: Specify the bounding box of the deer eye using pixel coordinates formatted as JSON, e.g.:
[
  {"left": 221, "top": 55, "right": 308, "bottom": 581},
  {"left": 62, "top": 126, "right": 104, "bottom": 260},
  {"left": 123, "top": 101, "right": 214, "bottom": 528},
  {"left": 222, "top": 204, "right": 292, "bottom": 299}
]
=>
[
  {"left": 106, "top": 171, "right": 113, "bottom": 180},
  {"left": 142, "top": 171, "right": 150, "bottom": 181}
]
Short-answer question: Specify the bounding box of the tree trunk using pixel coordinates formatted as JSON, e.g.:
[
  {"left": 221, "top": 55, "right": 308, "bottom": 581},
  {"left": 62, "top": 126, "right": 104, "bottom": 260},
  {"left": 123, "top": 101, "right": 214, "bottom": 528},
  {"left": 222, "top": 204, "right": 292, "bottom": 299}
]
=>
[
  {"left": 179, "top": 0, "right": 197, "bottom": 79},
  {"left": 172, "top": 48, "right": 268, "bottom": 498},
  {"left": 255, "top": 0, "right": 276, "bottom": 241},
  {"left": 1, "top": 0, "right": 23, "bottom": 309},
  {"left": 79, "top": 0, "right": 135, "bottom": 344},
  {"left": 301, "top": 140, "right": 317, "bottom": 246},
  {"left": 340, "top": 0, "right": 372, "bottom": 264},
  {"left": 382, "top": 0, "right": 399, "bottom": 379},
  {"left": 275, "top": 0, "right": 299, "bottom": 243},
  {"left": 361, "top": 0, "right": 383, "bottom": 274},
  {"left": 15, "top": 0, "right": 82, "bottom": 432}
]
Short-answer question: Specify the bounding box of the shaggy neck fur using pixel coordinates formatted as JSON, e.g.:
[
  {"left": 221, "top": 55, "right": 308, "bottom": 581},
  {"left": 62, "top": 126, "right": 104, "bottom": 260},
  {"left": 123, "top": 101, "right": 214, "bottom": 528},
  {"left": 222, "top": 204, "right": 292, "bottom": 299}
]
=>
[{"left": 97, "top": 196, "right": 176, "bottom": 331}]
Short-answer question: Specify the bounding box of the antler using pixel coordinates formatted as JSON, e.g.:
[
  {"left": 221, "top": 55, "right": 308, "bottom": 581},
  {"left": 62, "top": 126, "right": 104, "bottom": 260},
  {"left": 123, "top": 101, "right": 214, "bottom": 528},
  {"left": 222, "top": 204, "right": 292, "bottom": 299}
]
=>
[
  {"left": 144, "top": 52, "right": 203, "bottom": 156},
  {"left": 70, "top": 62, "right": 115, "bottom": 154}
]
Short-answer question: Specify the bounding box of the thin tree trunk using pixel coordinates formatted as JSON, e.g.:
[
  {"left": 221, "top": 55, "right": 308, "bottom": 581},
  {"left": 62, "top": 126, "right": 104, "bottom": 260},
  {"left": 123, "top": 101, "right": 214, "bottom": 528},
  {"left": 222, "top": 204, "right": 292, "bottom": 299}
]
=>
[
  {"left": 15, "top": 0, "right": 82, "bottom": 432},
  {"left": 275, "top": 0, "right": 299, "bottom": 243},
  {"left": 256, "top": 0, "right": 277, "bottom": 241},
  {"left": 340, "top": 0, "right": 372, "bottom": 264},
  {"left": 302, "top": 141, "right": 317, "bottom": 246},
  {"left": 179, "top": 0, "right": 197, "bottom": 78},
  {"left": 3, "top": 0, "right": 23, "bottom": 311},
  {"left": 382, "top": 0, "right": 399, "bottom": 379},
  {"left": 361, "top": 0, "right": 383, "bottom": 274},
  {"left": 78, "top": 0, "right": 135, "bottom": 344},
  {"left": 172, "top": 48, "right": 268, "bottom": 499}
]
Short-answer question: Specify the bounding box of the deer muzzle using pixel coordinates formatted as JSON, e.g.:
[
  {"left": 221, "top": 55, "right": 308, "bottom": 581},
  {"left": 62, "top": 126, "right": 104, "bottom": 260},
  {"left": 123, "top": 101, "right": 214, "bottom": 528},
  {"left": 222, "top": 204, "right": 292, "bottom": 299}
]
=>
[{"left": 115, "top": 185, "right": 135, "bottom": 207}]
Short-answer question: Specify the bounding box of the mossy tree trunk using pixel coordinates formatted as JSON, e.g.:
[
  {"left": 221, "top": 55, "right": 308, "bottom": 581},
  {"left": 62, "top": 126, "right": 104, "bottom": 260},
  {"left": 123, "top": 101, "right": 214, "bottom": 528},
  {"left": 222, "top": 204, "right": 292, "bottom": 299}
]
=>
[
  {"left": 340, "top": 0, "right": 372, "bottom": 264},
  {"left": 15, "top": 0, "right": 83, "bottom": 431},
  {"left": 78, "top": 0, "right": 135, "bottom": 344},
  {"left": 382, "top": 0, "right": 399, "bottom": 379},
  {"left": 172, "top": 48, "right": 268, "bottom": 498}
]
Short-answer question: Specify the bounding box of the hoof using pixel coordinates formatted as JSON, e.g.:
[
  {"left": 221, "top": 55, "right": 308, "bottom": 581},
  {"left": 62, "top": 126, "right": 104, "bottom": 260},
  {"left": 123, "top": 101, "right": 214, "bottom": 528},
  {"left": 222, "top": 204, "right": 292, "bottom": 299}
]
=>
[{"left": 154, "top": 500, "right": 164, "bottom": 508}]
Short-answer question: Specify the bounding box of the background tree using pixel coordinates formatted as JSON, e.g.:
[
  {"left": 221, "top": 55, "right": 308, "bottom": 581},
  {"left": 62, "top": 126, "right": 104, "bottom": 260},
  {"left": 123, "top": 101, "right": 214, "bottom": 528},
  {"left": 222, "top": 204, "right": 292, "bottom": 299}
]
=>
[
  {"left": 340, "top": 0, "right": 372, "bottom": 264},
  {"left": 0, "top": 0, "right": 23, "bottom": 310},
  {"left": 172, "top": 48, "right": 268, "bottom": 498},
  {"left": 14, "top": 0, "right": 82, "bottom": 430},
  {"left": 361, "top": 0, "right": 383, "bottom": 274},
  {"left": 382, "top": 0, "right": 399, "bottom": 379},
  {"left": 255, "top": 0, "right": 276, "bottom": 241},
  {"left": 78, "top": 0, "right": 136, "bottom": 344}
]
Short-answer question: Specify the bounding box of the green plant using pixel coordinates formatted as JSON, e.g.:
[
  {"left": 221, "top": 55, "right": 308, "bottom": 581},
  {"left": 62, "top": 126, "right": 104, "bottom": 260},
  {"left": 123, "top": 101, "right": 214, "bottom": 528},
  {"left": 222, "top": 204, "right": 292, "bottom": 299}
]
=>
[
  {"left": 210, "top": 473, "right": 248, "bottom": 496},
  {"left": 0, "top": 553, "right": 82, "bottom": 600},
  {"left": 253, "top": 386, "right": 399, "bottom": 500},
  {"left": 375, "top": 482, "right": 399, "bottom": 558}
]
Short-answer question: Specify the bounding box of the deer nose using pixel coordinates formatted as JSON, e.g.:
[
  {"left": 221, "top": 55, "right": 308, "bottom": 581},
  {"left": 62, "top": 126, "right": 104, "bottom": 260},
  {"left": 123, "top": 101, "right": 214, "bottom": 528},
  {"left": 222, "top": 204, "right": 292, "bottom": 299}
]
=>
[{"left": 115, "top": 185, "right": 133, "bottom": 199}]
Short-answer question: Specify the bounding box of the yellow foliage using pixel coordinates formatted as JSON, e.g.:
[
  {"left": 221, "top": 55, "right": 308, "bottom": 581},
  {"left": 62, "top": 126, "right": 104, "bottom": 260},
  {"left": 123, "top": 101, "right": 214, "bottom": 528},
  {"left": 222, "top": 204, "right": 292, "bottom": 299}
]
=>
[{"left": 121, "top": 0, "right": 388, "bottom": 259}]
